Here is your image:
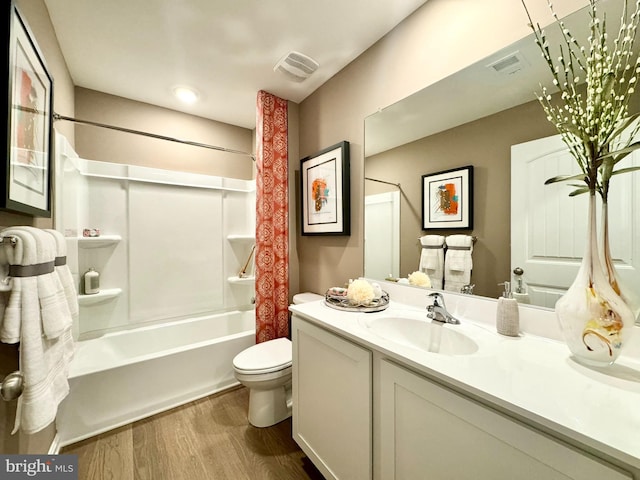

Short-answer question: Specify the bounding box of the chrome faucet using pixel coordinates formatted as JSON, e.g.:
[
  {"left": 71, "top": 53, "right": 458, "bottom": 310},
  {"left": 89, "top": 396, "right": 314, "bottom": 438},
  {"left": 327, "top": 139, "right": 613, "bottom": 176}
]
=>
[
  {"left": 460, "top": 284, "right": 475, "bottom": 295},
  {"left": 427, "top": 292, "right": 460, "bottom": 324}
]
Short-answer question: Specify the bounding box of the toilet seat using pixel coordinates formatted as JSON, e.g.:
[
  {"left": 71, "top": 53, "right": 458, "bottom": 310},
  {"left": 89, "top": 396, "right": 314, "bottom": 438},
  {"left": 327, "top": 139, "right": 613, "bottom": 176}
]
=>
[{"left": 233, "top": 337, "right": 292, "bottom": 375}]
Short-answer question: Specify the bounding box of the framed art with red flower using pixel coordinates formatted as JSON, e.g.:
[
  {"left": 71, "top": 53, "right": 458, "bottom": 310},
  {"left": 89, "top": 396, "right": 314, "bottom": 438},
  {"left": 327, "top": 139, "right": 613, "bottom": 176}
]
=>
[
  {"left": 300, "top": 141, "right": 350, "bottom": 235},
  {"left": 1, "top": 1, "right": 54, "bottom": 217}
]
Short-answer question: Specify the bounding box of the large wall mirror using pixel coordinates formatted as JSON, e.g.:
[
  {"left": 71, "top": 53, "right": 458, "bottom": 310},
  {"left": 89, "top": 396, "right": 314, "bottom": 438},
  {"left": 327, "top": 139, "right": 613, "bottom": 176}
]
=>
[{"left": 364, "top": 1, "right": 640, "bottom": 309}]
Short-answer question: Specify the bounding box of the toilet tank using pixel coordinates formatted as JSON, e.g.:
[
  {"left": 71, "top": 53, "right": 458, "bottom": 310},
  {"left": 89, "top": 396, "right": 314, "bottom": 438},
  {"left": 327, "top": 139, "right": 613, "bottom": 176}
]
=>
[{"left": 292, "top": 292, "right": 323, "bottom": 304}]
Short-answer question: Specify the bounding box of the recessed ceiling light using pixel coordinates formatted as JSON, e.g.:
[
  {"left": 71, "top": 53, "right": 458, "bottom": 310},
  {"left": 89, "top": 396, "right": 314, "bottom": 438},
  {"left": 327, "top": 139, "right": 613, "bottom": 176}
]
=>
[{"left": 173, "top": 85, "right": 199, "bottom": 104}]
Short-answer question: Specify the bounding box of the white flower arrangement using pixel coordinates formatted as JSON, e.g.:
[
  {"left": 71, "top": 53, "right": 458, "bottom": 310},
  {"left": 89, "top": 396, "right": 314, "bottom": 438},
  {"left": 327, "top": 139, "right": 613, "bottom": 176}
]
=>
[
  {"left": 408, "top": 271, "right": 432, "bottom": 288},
  {"left": 523, "top": 0, "right": 640, "bottom": 197},
  {"left": 346, "top": 278, "right": 376, "bottom": 306}
]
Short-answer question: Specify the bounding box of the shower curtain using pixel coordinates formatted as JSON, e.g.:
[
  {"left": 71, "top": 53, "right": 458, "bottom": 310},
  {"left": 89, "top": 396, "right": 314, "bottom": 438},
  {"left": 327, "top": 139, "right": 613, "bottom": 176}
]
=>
[{"left": 255, "top": 90, "right": 289, "bottom": 343}]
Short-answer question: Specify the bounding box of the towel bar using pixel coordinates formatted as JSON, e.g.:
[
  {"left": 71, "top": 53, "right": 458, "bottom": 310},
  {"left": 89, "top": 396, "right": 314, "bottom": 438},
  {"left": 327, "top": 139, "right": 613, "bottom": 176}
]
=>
[{"left": 417, "top": 235, "right": 477, "bottom": 244}]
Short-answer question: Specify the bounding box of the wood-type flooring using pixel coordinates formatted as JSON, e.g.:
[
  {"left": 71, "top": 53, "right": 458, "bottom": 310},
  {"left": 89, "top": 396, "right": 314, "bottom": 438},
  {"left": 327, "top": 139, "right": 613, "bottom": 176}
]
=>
[{"left": 61, "top": 386, "right": 325, "bottom": 480}]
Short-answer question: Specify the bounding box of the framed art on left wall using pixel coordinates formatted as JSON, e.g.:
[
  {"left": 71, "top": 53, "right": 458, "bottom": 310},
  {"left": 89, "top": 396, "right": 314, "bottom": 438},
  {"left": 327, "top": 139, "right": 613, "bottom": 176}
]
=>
[{"left": 1, "top": 1, "right": 54, "bottom": 217}]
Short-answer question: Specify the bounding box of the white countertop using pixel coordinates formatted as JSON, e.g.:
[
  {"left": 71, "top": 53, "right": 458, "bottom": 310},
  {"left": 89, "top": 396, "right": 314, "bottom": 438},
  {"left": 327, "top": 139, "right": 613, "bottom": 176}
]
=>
[{"left": 290, "top": 290, "right": 640, "bottom": 472}]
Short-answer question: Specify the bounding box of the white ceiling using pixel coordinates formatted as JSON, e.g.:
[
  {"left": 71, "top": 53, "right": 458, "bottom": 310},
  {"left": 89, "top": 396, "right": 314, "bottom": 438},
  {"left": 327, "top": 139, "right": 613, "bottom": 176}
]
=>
[{"left": 43, "top": 0, "right": 428, "bottom": 130}]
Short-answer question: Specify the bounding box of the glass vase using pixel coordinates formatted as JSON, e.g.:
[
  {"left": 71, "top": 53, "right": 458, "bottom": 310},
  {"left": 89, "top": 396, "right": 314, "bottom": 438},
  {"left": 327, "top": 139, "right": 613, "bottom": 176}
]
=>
[
  {"left": 554, "top": 192, "right": 634, "bottom": 367},
  {"left": 601, "top": 201, "right": 640, "bottom": 325}
]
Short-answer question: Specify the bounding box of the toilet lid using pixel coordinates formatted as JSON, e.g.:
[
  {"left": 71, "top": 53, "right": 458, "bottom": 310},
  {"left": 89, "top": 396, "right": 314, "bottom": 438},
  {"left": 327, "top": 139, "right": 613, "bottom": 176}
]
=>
[{"left": 233, "top": 337, "right": 292, "bottom": 374}]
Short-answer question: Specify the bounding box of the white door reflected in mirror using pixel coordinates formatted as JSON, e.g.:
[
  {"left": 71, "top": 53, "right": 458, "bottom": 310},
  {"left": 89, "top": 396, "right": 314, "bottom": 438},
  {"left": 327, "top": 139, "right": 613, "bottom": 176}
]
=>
[
  {"left": 511, "top": 134, "right": 640, "bottom": 309},
  {"left": 365, "top": 191, "right": 400, "bottom": 280}
]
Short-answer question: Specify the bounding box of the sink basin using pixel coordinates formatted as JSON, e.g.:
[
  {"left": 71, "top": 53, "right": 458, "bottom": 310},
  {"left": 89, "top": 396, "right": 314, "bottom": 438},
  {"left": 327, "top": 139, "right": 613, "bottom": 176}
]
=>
[{"left": 359, "top": 315, "right": 479, "bottom": 355}]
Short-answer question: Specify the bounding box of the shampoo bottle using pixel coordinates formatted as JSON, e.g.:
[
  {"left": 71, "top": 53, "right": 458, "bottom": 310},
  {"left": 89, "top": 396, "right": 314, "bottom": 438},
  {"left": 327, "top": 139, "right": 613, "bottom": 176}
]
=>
[
  {"left": 496, "top": 281, "right": 519, "bottom": 337},
  {"left": 84, "top": 268, "right": 100, "bottom": 295}
]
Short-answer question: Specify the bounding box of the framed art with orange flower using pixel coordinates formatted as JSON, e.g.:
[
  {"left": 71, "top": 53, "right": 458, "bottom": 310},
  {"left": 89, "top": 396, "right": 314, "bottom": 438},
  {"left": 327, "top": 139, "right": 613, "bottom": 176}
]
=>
[
  {"left": 300, "top": 141, "right": 350, "bottom": 236},
  {"left": 1, "top": 1, "right": 54, "bottom": 217},
  {"left": 422, "top": 165, "right": 473, "bottom": 230}
]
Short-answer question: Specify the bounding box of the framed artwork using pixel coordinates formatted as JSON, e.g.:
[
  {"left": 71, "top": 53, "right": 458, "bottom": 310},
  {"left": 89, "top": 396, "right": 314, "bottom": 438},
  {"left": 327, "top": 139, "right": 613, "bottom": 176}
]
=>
[
  {"left": 422, "top": 165, "right": 473, "bottom": 230},
  {"left": 1, "top": 1, "right": 54, "bottom": 217},
  {"left": 300, "top": 141, "right": 350, "bottom": 236}
]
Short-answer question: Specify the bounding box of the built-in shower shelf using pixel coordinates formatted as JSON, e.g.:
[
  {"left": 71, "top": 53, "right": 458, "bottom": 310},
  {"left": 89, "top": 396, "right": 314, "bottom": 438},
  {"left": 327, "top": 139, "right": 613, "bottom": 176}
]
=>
[
  {"left": 227, "top": 276, "right": 255, "bottom": 285},
  {"left": 78, "top": 288, "right": 123, "bottom": 306},
  {"left": 77, "top": 235, "right": 122, "bottom": 248},
  {"left": 226, "top": 234, "right": 255, "bottom": 244}
]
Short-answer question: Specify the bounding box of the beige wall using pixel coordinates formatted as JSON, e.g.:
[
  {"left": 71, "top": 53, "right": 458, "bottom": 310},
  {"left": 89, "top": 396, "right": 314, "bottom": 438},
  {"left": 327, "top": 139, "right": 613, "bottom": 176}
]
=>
[
  {"left": 1, "top": 0, "right": 75, "bottom": 454},
  {"left": 366, "top": 99, "right": 558, "bottom": 298},
  {"left": 74, "top": 88, "right": 254, "bottom": 179},
  {"left": 296, "top": 0, "right": 587, "bottom": 296}
]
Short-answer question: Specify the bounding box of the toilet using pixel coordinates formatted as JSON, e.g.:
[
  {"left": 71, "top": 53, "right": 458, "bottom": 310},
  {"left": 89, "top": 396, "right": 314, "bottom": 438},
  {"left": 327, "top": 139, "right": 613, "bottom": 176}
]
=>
[{"left": 232, "top": 292, "right": 323, "bottom": 427}]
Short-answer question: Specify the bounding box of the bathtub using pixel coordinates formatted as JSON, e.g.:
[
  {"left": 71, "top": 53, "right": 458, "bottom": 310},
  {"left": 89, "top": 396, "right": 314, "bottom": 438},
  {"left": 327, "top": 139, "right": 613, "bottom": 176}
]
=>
[{"left": 56, "top": 309, "right": 255, "bottom": 446}]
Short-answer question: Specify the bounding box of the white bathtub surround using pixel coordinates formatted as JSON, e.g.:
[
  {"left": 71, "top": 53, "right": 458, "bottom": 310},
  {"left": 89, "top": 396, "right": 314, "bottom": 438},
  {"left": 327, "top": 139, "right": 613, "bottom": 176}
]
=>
[
  {"left": 0, "top": 226, "right": 76, "bottom": 434},
  {"left": 55, "top": 133, "right": 256, "bottom": 339},
  {"left": 290, "top": 281, "right": 640, "bottom": 478},
  {"left": 56, "top": 309, "right": 255, "bottom": 446},
  {"left": 53, "top": 133, "right": 257, "bottom": 445}
]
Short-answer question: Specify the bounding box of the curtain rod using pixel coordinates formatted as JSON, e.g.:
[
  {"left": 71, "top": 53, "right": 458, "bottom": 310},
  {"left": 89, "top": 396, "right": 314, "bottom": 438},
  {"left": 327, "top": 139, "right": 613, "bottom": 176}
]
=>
[
  {"left": 53, "top": 113, "right": 256, "bottom": 161},
  {"left": 365, "top": 177, "right": 401, "bottom": 188}
]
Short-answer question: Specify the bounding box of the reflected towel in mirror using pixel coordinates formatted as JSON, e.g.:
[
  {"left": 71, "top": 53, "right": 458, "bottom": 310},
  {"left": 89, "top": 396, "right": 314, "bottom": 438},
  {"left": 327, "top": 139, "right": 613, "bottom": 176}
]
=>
[
  {"left": 444, "top": 235, "right": 474, "bottom": 292},
  {"left": 419, "top": 235, "right": 445, "bottom": 290}
]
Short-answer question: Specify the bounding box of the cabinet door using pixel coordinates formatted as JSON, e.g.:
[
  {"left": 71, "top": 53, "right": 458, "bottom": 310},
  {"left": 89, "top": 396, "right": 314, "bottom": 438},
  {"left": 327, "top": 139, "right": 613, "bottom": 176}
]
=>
[
  {"left": 292, "top": 316, "right": 372, "bottom": 480},
  {"left": 378, "top": 359, "right": 631, "bottom": 480}
]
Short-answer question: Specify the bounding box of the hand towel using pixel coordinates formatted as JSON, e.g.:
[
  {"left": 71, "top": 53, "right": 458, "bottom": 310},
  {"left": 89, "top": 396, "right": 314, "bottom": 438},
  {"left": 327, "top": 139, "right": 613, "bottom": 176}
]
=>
[
  {"left": 444, "top": 235, "right": 474, "bottom": 293},
  {"left": 15, "top": 227, "right": 72, "bottom": 340},
  {"left": 419, "top": 235, "right": 445, "bottom": 290},
  {"left": 45, "top": 229, "right": 79, "bottom": 325},
  {"left": 0, "top": 227, "right": 36, "bottom": 345},
  {"left": 0, "top": 226, "right": 74, "bottom": 435}
]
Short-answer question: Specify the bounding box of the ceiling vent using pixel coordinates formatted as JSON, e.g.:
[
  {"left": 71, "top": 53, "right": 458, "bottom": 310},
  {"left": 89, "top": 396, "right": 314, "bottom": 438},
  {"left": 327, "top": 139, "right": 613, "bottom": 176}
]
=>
[
  {"left": 274, "top": 51, "right": 319, "bottom": 82},
  {"left": 487, "top": 51, "right": 528, "bottom": 76}
]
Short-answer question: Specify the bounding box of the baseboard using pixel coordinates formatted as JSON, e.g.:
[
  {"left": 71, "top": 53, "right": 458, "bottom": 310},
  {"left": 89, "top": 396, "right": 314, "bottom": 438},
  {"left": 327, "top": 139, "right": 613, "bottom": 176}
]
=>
[{"left": 49, "top": 433, "right": 62, "bottom": 454}]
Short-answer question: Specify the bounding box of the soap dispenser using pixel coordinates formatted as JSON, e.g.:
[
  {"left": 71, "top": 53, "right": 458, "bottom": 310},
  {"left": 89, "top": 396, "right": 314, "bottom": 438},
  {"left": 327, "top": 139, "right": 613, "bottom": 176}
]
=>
[{"left": 496, "top": 281, "right": 519, "bottom": 337}]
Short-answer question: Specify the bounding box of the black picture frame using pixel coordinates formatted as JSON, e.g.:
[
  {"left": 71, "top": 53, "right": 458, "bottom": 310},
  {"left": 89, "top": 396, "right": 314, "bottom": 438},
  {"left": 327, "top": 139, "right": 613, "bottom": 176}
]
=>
[
  {"left": 422, "top": 165, "right": 473, "bottom": 230},
  {"left": 300, "top": 141, "right": 350, "bottom": 236},
  {"left": 1, "top": 1, "right": 54, "bottom": 217}
]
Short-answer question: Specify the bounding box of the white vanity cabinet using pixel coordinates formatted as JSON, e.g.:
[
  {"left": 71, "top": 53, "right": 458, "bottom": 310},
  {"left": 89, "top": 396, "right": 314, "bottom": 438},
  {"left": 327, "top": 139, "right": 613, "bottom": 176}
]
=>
[
  {"left": 377, "top": 359, "right": 632, "bottom": 480},
  {"left": 292, "top": 316, "right": 372, "bottom": 480},
  {"left": 291, "top": 313, "right": 636, "bottom": 480}
]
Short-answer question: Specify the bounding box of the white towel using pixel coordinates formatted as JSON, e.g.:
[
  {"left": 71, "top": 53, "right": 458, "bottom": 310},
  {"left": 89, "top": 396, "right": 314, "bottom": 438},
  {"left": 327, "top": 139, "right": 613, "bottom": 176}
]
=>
[
  {"left": 444, "top": 235, "right": 474, "bottom": 293},
  {"left": 16, "top": 227, "right": 72, "bottom": 340},
  {"left": 45, "top": 229, "right": 79, "bottom": 325},
  {"left": 419, "top": 235, "right": 445, "bottom": 290},
  {"left": 0, "top": 226, "right": 75, "bottom": 435},
  {"left": 0, "top": 227, "right": 34, "bottom": 344}
]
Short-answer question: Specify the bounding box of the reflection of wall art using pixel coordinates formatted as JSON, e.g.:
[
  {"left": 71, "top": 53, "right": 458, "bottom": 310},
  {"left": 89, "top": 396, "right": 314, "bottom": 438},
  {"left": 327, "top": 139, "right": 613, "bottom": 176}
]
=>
[
  {"left": 1, "top": 2, "right": 53, "bottom": 217},
  {"left": 301, "top": 141, "right": 350, "bottom": 235},
  {"left": 422, "top": 166, "right": 473, "bottom": 230}
]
